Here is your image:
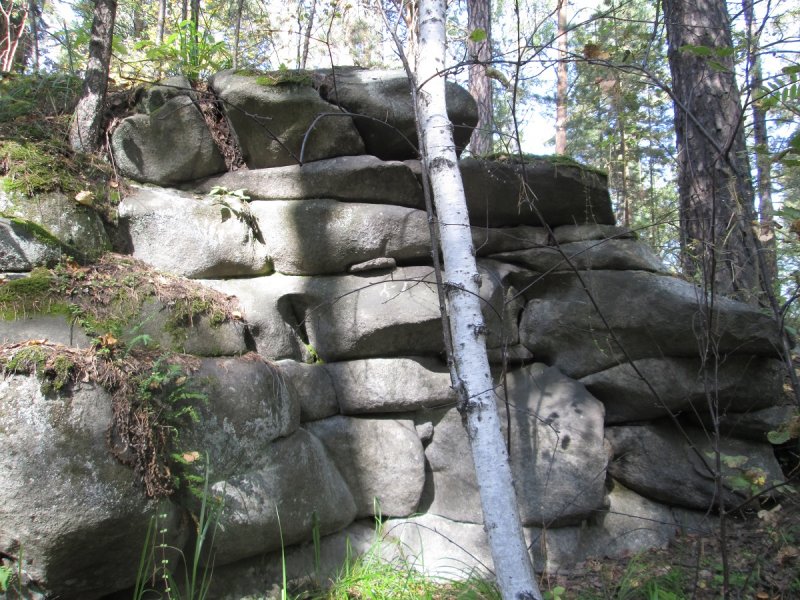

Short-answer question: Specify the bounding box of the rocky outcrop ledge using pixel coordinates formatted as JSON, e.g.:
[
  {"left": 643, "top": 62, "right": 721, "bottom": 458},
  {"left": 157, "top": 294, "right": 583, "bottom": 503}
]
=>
[{"left": 0, "top": 69, "right": 790, "bottom": 600}]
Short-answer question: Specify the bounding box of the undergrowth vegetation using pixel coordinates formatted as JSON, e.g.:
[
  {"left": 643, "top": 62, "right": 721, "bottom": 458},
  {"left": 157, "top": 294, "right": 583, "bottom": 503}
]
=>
[{"left": 0, "top": 254, "right": 242, "bottom": 498}]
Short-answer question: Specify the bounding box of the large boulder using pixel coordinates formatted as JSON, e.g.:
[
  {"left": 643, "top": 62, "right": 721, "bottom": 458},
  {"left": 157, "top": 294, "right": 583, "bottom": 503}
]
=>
[
  {"left": 315, "top": 68, "right": 478, "bottom": 160},
  {"left": 491, "top": 239, "right": 666, "bottom": 273},
  {"left": 299, "top": 266, "right": 444, "bottom": 361},
  {"left": 580, "top": 356, "right": 786, "bottom": 424},
  {"left": 200, "top": 275, "right": 309, "bottom": 361},
  {"left": 0, "top": 375, "right": 184, "bottom": 599},
  {"left": 1, "top": 314, "right": 92, "bottom": 348},
  {"left": 460, "top": 157, "right": 614, "bottom": 227},
  {"left": 420, "top": 364, "right": 607, "bottom": 527},
  {"left": 119, "top": 186, "right": 272, "bottom": 279},
  {"left": 202, "top": 520, "right": 376, "bottom": 600},
  {"left": 248, "top": 199, "right": 431, "bottom": 275},
  {"left": 0, "top": 216, "right": 63, "bottom": 270},
  {"left": 606, "top": 422, "right": 785, "bottom": 511},
  {"left": 181, "top": 355, "right": 301, "bottom": 480},
  {"left": 306, "top": 416, "right": 426, "bottom": 518},
  {"left": 519, "top": 270, "right": 784, "bottom": 378},
  {"left": 111, "top": 95, "right": 226, "bottom": 185},
  {"left": 322, "top": 356, "right": 455, "bottom": 414},
  {"left": 0, "top": 191, "right": 111, "bottom": 262},
  {"left": 194, "top": 155, "right": 425, "bottom": 209},
  {"left": 209, "top": 428, "right": 358, "bottom": 566},
  {"left": 210, "top": 70, "right": 365, "bottom": 168},
  {"left": 275, "top": 359, "right": 339, "bottom": 422}
]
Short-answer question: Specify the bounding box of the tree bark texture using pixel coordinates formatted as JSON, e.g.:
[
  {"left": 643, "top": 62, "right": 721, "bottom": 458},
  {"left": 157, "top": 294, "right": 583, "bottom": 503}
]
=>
[
  {"left": 467, "top": 0, "right": 493, "bottom": 156},
  {"left": 555, "top": 0, "right": 568, "bottom": 155},
  {"left": 69, "top": 0, "right": 116, "bottom": 154},
  {"left": 415, "top": 0, "right": 541, "bottom": 597},
  {"left": 662, "top": 0, "right": 761, "bottom": 302}
]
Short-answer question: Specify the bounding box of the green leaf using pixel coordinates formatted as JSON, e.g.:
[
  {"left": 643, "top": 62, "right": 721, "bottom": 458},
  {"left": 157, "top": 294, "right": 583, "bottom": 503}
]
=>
[
  {"left": 721, "top": 454, "right": 749, "bottom": 469},
  {"left": 468, "top": 28, "right": 488, "bottom": 43},
  {"left": 768, "top": 430, "right": 791, "bottom": 444}
]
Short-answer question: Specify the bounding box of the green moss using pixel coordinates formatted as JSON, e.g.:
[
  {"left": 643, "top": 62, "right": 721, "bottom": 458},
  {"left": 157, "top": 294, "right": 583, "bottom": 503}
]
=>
[
  {"left": 0, "top": 268, "right": 69, "bottom": 319},
  {"left": 486, "top": 152, "right": 608, "bottom": 177},
  {"left": 8, "top": 216, "right": 62, "bottom": 247},
  {"left": 246, "top": 69, "right": 314, "bottom": 87}
]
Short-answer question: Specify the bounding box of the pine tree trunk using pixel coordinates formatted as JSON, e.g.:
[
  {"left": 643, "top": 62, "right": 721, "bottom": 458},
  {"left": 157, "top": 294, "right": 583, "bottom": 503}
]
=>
[
  {"left": 467, "top": 0, "right": 492, "bottom": 156},
  {"left": 662, "top": 0, "right": 761, "bottom": 302},
  {"left": 415, "top": 0, "right": 541, "bottom": 597},
  {"left": 69, "top": 0, "right": 116, "bottom": 154},
  {"left": 555, "top": 0, "right": 568, "bottom": 155},
  {"left": 743, "top": 0, "right": 777, "bottom": 285}
]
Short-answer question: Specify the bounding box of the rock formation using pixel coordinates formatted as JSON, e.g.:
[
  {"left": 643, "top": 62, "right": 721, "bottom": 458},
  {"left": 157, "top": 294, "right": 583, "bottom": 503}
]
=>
[{"left": 0, "top": 68, "right": 789, "bottom": 599}]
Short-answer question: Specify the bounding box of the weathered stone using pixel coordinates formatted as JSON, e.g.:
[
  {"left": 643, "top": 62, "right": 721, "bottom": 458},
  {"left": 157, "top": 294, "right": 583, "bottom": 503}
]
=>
[
  {"left": 476, "top": 259, "right": 525, "bottom": 349},
  {"left": 210, "top": 70, "right": 365, "bottom": 168},
  {"left": 553, "top": 223, "right": 635, "bottom": 244},
  {"left": 0, "top": 217, "right": 63, "bottom": 270},
  {"left": 315, "top": 68, "right": 477, "bottom": 160},
  {"left": 697, "top": 404, "right": 798, "bottom": 443},
  {"left": 322, "top": 356, "right": 455, "bottom": 414},
  {"left": 519, "top": 270, "right": 783, "bottom": 378},
  {"left": 119, "top": 186, "right": 272, "bottom": 278},
  {"left": 0, "top": 191, "right": 111, "bottom": 261},
  {"left": 0, "top": 314, "right": 92, "bottom": 348},
  {"left": 131, "top": 298, "right": 248, "bottom": 356},
  {"left": 0, "top": 375, "right": 185, "bottom": 599},
  {"left": 472, "top": 224, "right": 549, "bottom": 255},
  {"left": 491, "top": 239, "right": 666, "bottom": 273},
  {"left": 139, "top": 75, "right": 195, "bottom": 113},
  {"left": 460, "top": 158, "right": 614, "bottom": 227},
  {"left": 306, "top": 416, "right": 425, "bottom": 518},
  {"left": 202, "top": 520, "right": 376, "bottom": 600},
  {"left": 606, "top": 422, "right": 785, "bottom": 511},
  {"left": 421, "top": 364, "right": 607, "bottom": 527},
  {"left": 210, "top": 428, "right": 357, "bottom": 566},
  {"left": 201, "top": 275, "right": 308, "bottom": 361},
  {"left": 111, "top": 95, "right": 226, "bottom": 184},
  {"left": 193, "top": 155, "right": 425, "bottom": 209},
  {"left": 383, "top": 513, "right": 583, "bottom": 578},
  {"left": 300, "top": 266, "right": 444, "bottom": 361},
  {"left": 581, "top": 356, "right": 785, "bottom": 424},
  {"left": 349, "top": 257, "right": 397, "bottom": 273},
  {"left": 249, "top": 199, "right": 431, "bottom": 275},
  {"left": 275, "top": 359, "right": 339, "bottom": 422},
  {"left": 181, "top": 355, "right": 301, "bottom": 480},
  {"left": 577, "top": 481, "right": 680, "bottom": 560}
]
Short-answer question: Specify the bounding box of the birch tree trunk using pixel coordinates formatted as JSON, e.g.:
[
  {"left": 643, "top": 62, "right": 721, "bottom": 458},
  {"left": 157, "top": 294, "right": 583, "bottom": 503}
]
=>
[
  {"left": 415, "top": 0, "right": 541, "bottom": 597},
  {"left": 69, "top": 0, "right": 116, "bottom": 154}
]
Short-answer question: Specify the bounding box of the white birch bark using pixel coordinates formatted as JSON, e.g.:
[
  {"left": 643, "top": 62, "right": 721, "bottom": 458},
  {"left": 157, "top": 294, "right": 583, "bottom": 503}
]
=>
[{"left": 415, "top": 0, "right": 541, "bottom": 597}]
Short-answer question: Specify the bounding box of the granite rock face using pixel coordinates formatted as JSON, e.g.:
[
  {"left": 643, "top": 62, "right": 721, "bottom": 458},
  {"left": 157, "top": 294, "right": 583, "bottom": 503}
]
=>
[{"left": 1, "top": 68, "right": 789, "bottom": 599}]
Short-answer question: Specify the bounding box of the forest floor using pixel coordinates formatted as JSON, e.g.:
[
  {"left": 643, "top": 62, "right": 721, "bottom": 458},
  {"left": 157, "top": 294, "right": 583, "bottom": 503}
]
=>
[{"left": 538, "top": 473, "right": 800, "bottom": 599}]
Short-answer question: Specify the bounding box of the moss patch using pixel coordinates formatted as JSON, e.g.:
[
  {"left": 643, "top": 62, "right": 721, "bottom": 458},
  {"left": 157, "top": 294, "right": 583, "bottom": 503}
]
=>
[
  {"left": 237, "top": 68, "right": 314, "bottom": 87},
  {"left": 0, "top": 254, "right": 240, "bottom": 344},
  {"left": 487, "top": 152, "right": 608, "bottom": 177}
]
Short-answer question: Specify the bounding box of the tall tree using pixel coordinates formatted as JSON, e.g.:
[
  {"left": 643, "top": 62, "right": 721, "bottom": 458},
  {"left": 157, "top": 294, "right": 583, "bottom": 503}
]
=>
[
  {"left": 555, "top": 0, "right": 568, "bottom": 154},
  {"left": 69, "top": 0, "right": 117, "bottom": 153},
  {"left": 743, "top": 0, "right": 777, "bottom": 284},
  {"left": 662, "top": 0, "right": 762, "bottom": 301},
  {"left": 467, "top": 0, "right": 492, "bottom": 155},
  {"left": 414, "top": 0, "right": 541, "bottom": 597}
]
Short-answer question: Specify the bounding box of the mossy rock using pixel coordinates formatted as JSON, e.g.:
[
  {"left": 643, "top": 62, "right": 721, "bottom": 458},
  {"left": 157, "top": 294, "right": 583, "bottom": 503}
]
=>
[{"left": 0, "top": 190, "right": 111, "bottom": 262}]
